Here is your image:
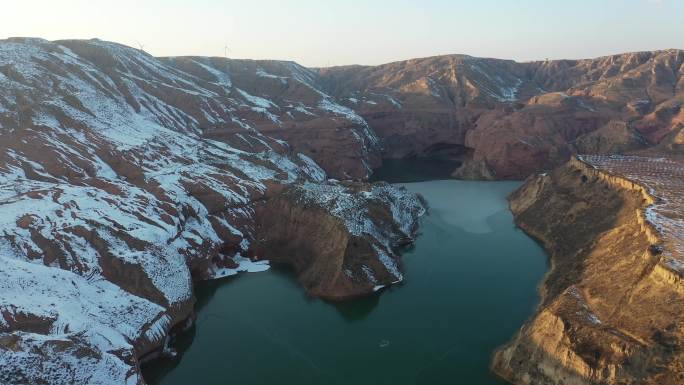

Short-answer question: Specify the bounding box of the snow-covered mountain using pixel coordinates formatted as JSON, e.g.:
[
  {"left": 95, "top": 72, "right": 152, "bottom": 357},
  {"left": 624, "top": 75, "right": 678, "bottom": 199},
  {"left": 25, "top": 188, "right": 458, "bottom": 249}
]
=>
[{"left": 0, "top": 38, "right": 424, "bottom": 385}]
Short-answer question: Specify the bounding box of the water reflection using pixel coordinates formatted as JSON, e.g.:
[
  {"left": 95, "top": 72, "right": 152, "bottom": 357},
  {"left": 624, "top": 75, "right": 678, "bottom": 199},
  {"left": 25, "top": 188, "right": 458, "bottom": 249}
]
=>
[
  {"left": 332, "top": 292, "right": 381, "bottom": 322},
  {"left": 370, "top": 158, "right": 461, "bottom": 183}
]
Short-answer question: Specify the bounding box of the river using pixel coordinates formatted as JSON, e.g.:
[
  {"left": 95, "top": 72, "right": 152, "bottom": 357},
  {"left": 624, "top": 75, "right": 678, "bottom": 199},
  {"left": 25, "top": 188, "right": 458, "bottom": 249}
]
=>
[{"left": 143, "top": 175, "right": 547, "bottom": 385}]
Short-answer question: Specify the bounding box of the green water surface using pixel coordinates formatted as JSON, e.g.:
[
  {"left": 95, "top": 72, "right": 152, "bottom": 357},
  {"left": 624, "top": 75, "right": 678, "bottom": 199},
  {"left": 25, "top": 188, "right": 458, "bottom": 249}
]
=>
[{"left": 143, "top": 179, "right": 547, "bottom": 385}]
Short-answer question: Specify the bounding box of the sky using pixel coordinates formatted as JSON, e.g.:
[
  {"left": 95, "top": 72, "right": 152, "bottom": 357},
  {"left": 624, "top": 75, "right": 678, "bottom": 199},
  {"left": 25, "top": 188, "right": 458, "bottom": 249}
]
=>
[{"left": 2, "top": 0, "right": 683, "bottom": 67}]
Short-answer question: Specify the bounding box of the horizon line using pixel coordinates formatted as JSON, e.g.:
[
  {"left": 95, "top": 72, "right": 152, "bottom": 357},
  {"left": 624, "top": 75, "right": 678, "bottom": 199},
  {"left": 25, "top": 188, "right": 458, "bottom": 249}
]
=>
[{"left": 3, "top": 36, "right": 683, "bottom": 69}]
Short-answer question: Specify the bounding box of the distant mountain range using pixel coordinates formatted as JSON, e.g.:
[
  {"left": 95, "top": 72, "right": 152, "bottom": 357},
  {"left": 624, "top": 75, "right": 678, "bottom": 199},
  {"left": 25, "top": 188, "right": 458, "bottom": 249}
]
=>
[
  {"left": 316, "top": 49, "right": 684, "bottom": 178},
  {"left": 185, "top": 47, "right": 684, "bottom": 180}
]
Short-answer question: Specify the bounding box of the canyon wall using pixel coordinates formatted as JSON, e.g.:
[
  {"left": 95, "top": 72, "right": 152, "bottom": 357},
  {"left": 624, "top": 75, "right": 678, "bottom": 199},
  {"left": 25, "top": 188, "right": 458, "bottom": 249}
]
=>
[
  {"left": 254, "top": 181, "right": 425, "bottom": 300},
  {"left": 493, "top": 156, "right": 684, "bottom": 385},
  {"left": 317, "top": 50, "right": 684, "bottom": 179}
]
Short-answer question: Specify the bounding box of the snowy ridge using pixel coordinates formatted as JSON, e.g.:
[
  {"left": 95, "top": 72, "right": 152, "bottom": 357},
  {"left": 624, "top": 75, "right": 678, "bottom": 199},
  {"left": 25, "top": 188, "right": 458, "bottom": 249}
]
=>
[
  {"left": 468, "top": 62, "right": 523, "bottom": 102},
  {"left": 0, "top": 332, "right": 141, "bottom": 385},
  {"left": 578, "top": 155, "right": 684, "bottom": 271},
  {"left": 155, "top": 56, "right": 382, "bottom": 179},
  {"left": 317, "top": 98, "right": 380, "bottom": 175},
  {"left": 0, "top": 38, "right": 424, "bottom": 384},
  {"left": 192, "top": 58, "right": 232, "bottom": 87}
]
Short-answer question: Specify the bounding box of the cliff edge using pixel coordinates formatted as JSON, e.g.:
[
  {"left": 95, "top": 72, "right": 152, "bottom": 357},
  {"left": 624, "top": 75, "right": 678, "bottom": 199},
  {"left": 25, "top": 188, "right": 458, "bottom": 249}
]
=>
[{"left": 493, "top": 155, "right": 684, "bottom": 385}]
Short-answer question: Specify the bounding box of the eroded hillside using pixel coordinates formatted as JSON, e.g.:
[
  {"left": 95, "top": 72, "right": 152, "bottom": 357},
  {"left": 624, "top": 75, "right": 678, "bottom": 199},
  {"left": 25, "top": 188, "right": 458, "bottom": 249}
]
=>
[
  {"left": 0, "top": 38, "right": 425, "bottom": 385},
  {"left": 494, "top": 155, "right": 684, "bottom": 385},
  {"left": 317, "top": 51, "right": 684, "bottom": 179}
]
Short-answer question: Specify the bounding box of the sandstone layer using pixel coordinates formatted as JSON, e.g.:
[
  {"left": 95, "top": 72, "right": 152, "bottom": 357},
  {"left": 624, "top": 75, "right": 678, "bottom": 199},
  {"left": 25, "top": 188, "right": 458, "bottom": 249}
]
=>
[{"left": 493, "top": 155, "right": 684, "bottom": 385}]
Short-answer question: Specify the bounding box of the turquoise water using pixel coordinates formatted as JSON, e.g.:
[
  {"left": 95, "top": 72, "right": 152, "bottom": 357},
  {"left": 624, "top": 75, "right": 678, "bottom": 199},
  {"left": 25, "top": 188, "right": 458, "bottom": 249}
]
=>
[{"left": 143, "top": 180, "right": 548, "bottom": 385}]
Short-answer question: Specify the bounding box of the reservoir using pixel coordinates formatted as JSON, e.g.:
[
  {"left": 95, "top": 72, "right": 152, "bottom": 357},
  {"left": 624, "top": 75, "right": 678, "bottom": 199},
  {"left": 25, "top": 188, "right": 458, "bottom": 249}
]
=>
[{"left": 143, "top": 179, "right": 548, "bottom": 385}]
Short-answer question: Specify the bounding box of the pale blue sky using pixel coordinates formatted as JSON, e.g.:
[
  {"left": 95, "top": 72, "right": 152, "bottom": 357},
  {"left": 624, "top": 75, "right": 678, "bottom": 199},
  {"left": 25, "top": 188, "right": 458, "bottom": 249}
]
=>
[{"left": 3, "top": 0, "right": 682, "bottom": 67}]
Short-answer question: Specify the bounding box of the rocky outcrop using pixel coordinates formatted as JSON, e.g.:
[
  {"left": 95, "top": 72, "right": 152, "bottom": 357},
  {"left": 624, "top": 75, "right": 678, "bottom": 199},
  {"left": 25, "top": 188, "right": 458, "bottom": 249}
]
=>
[
  {"left": 492, "top": 155, "right": 684, "bottom": 385},
  {"left": 254, "top": 181, "right": 425, "bottom": 300},
  {"left": 451, "top": 158, "right": 496, "bottom": 180}
]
